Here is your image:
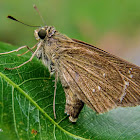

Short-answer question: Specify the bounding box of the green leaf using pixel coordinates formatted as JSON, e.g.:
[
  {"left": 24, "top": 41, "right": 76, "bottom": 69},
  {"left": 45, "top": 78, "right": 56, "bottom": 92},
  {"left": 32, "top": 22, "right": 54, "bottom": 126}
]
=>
[{"left": 0, "top": 41, "right": 140, "bottom": 140}]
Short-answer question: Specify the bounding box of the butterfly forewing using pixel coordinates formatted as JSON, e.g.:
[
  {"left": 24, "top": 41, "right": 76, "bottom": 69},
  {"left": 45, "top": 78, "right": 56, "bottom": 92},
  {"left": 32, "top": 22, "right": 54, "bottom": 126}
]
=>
[{"left": 56, "top": 38, "right": 140, "bottom": 114}]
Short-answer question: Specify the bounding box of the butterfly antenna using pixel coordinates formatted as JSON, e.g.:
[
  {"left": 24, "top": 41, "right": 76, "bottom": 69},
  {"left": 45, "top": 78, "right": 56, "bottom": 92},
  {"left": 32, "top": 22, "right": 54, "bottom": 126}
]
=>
[
  {"left": 33, "top": 4, "right": 46, "bottom": 25},
  {"left": 7, "top": 15, "right": 40, "bottom": 27}
]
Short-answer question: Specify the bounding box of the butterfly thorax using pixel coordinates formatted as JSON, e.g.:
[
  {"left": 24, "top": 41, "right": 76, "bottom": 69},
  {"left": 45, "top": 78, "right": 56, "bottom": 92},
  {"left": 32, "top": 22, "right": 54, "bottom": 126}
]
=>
[{"left": 34, "top": 26, "right": 73, "bottom": 75}]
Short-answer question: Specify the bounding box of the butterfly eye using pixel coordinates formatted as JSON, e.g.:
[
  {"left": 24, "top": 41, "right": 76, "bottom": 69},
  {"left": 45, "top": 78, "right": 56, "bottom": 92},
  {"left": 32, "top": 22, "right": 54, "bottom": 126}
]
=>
[{"left": 38, "top": 29, "right": 46, "bottom": 39}]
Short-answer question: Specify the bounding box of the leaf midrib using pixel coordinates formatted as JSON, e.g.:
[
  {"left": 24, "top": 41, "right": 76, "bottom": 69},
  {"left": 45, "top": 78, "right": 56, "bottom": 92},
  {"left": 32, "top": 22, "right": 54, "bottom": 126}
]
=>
[{"left": 0, "top": 72, "right": 89, "bottom": 140}]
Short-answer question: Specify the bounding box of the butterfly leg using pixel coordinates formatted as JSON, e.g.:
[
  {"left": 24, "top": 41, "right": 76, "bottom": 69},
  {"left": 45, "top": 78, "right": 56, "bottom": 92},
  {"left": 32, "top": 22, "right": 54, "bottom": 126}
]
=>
[
  {"left": 5, "top": 42, "right": 41, "bottom": 70},
  {"left": 0, "top": 45, "right": 30, "bottom": 55},
  {"left": 17, "top": 44, "right": 37, "bottom": 56},
  {"left": 64, "top": 88, "right": 84, "bottom": 122},
  {"left": 53, "top": 71, "right": 58, "bottom": 119}
]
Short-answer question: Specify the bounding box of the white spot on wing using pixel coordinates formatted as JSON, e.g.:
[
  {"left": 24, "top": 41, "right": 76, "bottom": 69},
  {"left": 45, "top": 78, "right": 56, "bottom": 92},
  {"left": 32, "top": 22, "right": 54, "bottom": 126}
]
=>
[
  {"left": 93, "top": 89, "right": 95, "bottom": 92},
  {"left": 129, "top": 74, "right": 133, "bottom": 78},
  {"left": 98, "top": 86, "right": 101, "bottom": 91},
  {"left": 103, "top": 73, "right": 106, "bottom": 77},
  {"left": 120, "top": 92, "right": 127, "bottom": 102},
  {"left": 128, "top": 70, "right": 131, "bottom": 74},
  {"left": 125, "top": 81, "right": 129, "bottom": 86},
  {"left": 123, "top": 81, "right": 129, "bottom": 97},
  {"left": 130, "top": 68, "right": 132, "bottom": 71}
]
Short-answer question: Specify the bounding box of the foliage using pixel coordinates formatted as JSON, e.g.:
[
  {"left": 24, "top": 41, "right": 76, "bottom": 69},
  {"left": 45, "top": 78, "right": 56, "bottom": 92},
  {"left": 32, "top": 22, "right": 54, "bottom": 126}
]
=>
[{"left": 0, "top": 42, "right": 140, "bottom": 140}]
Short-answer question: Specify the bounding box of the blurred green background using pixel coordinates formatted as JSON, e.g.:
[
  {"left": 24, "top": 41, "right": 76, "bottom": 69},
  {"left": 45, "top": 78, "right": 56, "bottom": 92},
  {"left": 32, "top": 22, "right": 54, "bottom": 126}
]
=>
[
  {"left": 1, "top": 0, "right": 140, "bottom": 65},
  {"left": 1, "top": 1, "right": 140, "bottom": 139}
]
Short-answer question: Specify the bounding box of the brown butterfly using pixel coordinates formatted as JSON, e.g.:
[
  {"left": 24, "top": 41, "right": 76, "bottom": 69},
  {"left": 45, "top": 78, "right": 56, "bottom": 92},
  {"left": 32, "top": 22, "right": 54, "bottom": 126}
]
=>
[{"left": 1, "top": 13, "right": 140, "bottom": 123}]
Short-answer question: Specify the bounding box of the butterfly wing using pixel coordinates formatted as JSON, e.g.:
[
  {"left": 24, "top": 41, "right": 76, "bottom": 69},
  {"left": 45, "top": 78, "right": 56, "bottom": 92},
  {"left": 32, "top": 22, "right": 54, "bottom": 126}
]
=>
[
  {"left": 72, "top": 39, "right": 140, "bottom": 108},
  {"left": 57, "top": 38, "right": 140, "bottom": 114}
]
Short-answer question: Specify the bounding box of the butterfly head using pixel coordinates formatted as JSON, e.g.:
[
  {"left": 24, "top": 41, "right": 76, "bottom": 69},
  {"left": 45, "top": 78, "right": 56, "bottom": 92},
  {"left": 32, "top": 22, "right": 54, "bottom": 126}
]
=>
[{"left": 34, "top": 26, "right": 56, "bottom": 41}]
